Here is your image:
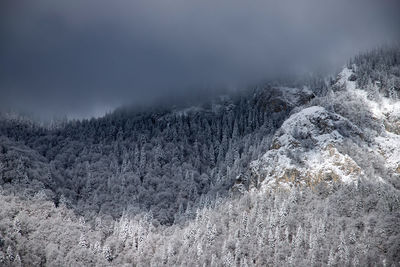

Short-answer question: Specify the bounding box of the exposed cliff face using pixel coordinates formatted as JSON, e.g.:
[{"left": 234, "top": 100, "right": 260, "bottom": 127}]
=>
[{"left": 250, "top": 67, "right": 400, "bottom": 191}]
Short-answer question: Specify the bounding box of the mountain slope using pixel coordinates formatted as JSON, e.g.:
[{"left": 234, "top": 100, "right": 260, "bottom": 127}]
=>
[
  {"left": 251, "top": 65, "right": 400, "bottom": 192},
  {"left": 0, "top": 47, "right": 400, "bottom": 266},
  {"left": 0, "top": 83, "right": 316, "bottom": 224}
]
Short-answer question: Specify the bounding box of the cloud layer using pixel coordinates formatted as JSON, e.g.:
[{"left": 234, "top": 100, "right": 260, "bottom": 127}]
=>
[{"left": 1, "top": 0, "right": 399, "bottom": 119}]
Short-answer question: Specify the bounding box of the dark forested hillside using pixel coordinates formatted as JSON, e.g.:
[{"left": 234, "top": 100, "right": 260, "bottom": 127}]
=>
[
  {"left": 1, "top": 47, "right": 400, "bottom": 266},
  {"left": 1, "top": 85, "right": 314, "bottom": 224},
  {"left": 350, "top": 46, "right": 400, "bottom": 99}
]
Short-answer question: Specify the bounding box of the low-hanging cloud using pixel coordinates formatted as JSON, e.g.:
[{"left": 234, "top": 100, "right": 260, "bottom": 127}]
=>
[{"left": 1, "top": 0, "right": 399, "bottom": 119}]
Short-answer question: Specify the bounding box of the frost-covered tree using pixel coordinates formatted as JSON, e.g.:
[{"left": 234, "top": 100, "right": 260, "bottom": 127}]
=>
[{"left": 0, "top": 46, "right": 399, "bottom": 266}]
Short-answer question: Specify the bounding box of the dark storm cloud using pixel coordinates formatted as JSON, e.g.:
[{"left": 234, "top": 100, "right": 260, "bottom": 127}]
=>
[{"left": 1, "top": 0, "right": 399, "bottom": 119}]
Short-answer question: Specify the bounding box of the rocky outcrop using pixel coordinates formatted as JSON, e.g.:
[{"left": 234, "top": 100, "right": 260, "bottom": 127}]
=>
[
  {"left": 250, "top": 67, "right": 400, "bottom": 191},
  {"left": 250, "top": 106, "right": 363, "bottom": 190}
]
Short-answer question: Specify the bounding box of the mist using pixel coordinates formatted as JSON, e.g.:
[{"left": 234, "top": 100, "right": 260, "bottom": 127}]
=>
[{"left": 1, "top": 0, "right": 399, "bottom": 119}]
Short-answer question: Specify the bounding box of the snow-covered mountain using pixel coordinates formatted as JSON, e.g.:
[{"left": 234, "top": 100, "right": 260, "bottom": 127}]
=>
[
  {"left": 251, "top": 66, "right": 400, "bottom": 191},
  {"left": 0, "top": 47, "right": 399, "bottom": 266}
]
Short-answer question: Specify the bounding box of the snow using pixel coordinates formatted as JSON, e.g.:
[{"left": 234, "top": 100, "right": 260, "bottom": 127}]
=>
[
  {"left": 375, "top": 132, "right": 400, "bottom": 171},
  {"left": 251, "top": 66, "right": 400, "bottom": 190},
  {"left": 340, "top": 68, "right": 400, "bottom": 174},
  {"left": 337, "top": 67, "right": 356, "bottom": 91},
  {"left": 251, "top": 105, "right": 362, "bottom": 190},
  {"left": 350, "top": 80, "right": 400, "bottom": 121},
  {"left": 332, "top": 67, "right": 400, "bottom": 174},
  {"left": 275, "top": 105, "right": 356, "bottom": 148}
]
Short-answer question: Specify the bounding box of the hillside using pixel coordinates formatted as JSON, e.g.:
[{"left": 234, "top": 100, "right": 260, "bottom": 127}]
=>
[
  {"left": 0, "top": 47, "right": 400, "bottom": 266},
  {"left": 251, "top": 66, "right": 400, "bottom": 192}
]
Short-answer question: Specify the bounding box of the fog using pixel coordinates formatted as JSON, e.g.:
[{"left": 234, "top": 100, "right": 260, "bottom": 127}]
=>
[{"left": 1, "top": 0, "right": 399, "bottom": 119}]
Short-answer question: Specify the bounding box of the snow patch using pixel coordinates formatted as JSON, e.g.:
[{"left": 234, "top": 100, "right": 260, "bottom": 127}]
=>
[{"left": 337, "top": 67, "right": 357, "bottom": 91}]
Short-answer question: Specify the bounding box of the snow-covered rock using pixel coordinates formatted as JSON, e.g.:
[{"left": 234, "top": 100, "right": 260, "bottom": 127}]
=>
[
  {"left": 250, "top": 67, "right": 400, "bottom": 191},
  {"left": 250, "top": 106, "right": 363, "bottom": 190}
]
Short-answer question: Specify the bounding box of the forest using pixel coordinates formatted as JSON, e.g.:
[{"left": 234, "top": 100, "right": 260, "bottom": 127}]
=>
[{"left": 0, "top": 47, "right": 399, "bottom": 266}]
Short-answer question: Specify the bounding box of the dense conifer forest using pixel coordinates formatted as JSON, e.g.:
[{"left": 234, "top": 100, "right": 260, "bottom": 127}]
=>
[{"left": 0, "top": 47, "right": 400, "bottom": 266}]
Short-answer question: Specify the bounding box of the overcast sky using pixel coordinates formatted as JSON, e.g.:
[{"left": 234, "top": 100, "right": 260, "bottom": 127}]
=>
[{"left": 1, "top": 0, "right": 399, "bottom": 119}]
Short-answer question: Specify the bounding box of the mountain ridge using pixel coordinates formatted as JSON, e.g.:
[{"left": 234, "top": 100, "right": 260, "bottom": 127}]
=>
[{"left": 1, "top": 47, "right": 400, "bottom": 266}]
